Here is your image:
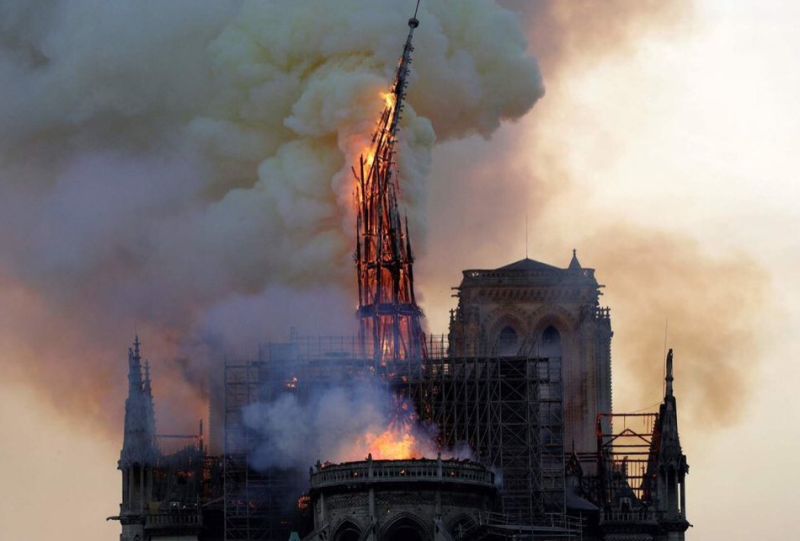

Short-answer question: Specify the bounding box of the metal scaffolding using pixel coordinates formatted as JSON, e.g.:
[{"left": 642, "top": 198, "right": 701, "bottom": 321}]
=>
[
  {"left": 413, "top": 354, "right": 566, "bottom": 523},
  {"left": 223, "top": 361, "right": 289, "bottom": 541},
  {"left": 594, "top": 413, "right": 660, "bottom": 508},
  {"left": 223, "top": 343, "right": 378, "bottom": 541},
  {"left": 223, "top": 333, "right": 572, "bottom": 540}
]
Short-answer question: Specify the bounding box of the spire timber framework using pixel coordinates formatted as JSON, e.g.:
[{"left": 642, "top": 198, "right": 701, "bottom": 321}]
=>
[{"left": 354, "top": 1, "right": 426, "bottom": 368}]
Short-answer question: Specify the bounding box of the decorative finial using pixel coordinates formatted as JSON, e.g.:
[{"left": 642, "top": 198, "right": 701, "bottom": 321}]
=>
[
  {"left": 665, "top": 348, "right": 674, "bottom": 398},
  {"left": 568, "top": 249, "right": 582, "bottom": 271}
]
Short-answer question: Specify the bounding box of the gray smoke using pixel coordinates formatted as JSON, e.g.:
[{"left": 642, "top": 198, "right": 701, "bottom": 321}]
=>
[
  {"left": 242, "top": 380, "right": 471, "bottom": 470},
  {"left": 0, "top": 0, "right": 544, "bottom": 430}
]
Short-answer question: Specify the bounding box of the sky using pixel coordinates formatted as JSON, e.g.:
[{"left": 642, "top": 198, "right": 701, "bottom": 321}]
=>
[
  {"left": 420, "top": 0, "right": 800, "bottom": 538},
  {"left": 2, "top": 1, "right": 799, "bottom": 539}
]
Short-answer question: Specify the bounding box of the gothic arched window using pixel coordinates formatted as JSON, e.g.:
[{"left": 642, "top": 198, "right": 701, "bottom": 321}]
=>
[
  {"left": 385, "top": 518, "right": 426, "bottom": 541},
  {"left": 334, "top": 521, "right": 362, "bottom": 541},
  {"left": 541, "top": 325, "right": 562, "bottom": 358},
  {"left": 497, "top": 326, "right": 519, "bottom": 356}
]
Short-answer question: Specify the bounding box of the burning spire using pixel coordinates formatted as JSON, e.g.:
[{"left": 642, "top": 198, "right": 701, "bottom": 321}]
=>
[{"left": 354, "top": 1, "right": 426, "bottom": 368}]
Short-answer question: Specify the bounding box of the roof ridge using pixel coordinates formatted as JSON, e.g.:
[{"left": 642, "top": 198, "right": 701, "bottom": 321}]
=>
[{"left": 496, "top": 257, "right": 562, "bottom": 272}]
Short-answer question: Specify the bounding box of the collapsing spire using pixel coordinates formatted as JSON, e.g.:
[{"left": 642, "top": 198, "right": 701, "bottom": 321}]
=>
[{"left": 353, "top": 2, "right": 427, "bottom": 368}]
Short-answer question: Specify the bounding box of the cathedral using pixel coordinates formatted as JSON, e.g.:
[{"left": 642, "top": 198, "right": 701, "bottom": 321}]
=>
[
  {"left": 111, "top": 253, "right": 690, "bottom": 541},
  {"left": 110, "top": 7, "right": 689, "bottom": 540}
]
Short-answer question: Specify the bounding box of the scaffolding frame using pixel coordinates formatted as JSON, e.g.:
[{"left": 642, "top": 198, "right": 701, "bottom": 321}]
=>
[
  {"left": 223, "top": 362, "right": 284, "bottom": 541},
  {"left": 223, "top": 346, "right": 379, "bottom": 541},
  {"left": 595, "top": 413, "right": 659, "bottom": 507},
  {"left": 412, "top": 355, "right": 566, "bottom": 523},
  {"left": 223, "top": 336, "right": 572, "bottom": 540}
]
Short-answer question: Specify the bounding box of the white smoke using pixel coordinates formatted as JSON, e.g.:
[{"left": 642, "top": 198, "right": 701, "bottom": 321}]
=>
[
  {"left": 0, "top": 0, "right": 544, "bottom": 426},
  {"left": 242, "top": 380, "right": 470, "bottom": 470}
]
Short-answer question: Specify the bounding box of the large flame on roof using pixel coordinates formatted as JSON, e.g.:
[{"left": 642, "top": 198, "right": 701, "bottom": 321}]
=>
[
  {"left": 364, "top": 429, "right": 420, "bottom": 459},
  {"left": 360, "top": 400, "right": 433, "bottom": 459}
]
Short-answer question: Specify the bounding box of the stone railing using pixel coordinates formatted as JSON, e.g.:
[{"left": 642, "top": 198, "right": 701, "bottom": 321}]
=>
[
  {"left": 145, "top": 511, "right": 202, "bottom": 530},
  {"left": 310, "top": 457, "right": 494, "bottom": 489},
  {"left": 600, "top": 509, "right": 658, "bottom": 524}
]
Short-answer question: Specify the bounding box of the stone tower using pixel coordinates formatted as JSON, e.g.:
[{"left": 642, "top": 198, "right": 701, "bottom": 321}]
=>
[{"left": 448, "top": 252, "right": 613, "bottom": 454}]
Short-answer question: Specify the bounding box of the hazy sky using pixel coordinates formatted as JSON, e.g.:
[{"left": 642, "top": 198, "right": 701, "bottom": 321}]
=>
[
  {"left": 536, "top": 1, "right": 800, "bottom": 537},
  {"left": 2, "top": 1, "right": 799, "bottom": 540}
]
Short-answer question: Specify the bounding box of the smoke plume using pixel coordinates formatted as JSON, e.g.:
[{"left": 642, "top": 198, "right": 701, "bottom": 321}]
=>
[
  {"left": 5, "top": 0, "right": 762, "bottom": 439},
  {"left": 577, "top": 225, "right": 768, "bottom": 427},
  {"left": 0, "top": 0, "right": 543, "bottom": 432},
  {"left": 243, "top": 381, "right": 467, "bottom": 471},
  {"left": 418, "top": 0, "right": 768, "bottom": 431}
]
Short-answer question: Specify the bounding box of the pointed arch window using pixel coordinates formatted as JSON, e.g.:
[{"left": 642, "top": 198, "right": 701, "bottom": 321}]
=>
[
  {"left": 497, "top": 326, "right": 519, "bottom": 356},
  {"left": 541, "top": 325, "right": 562, "bottom": 358},
  {"left": 333, "top": 521, "right": 362, "bottom": 541},
  {"left": 385, "top": 517, "right": 427, "bottom": 541}
]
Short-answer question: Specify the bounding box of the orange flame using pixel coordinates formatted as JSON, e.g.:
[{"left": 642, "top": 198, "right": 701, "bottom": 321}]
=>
[
  {"left": 365, "top": 148, "right": 376, "bottom": 170},
  {"left": 363, "top": 427, "right": 420, "bottom": 460},
  {"left": 382, "top": 91, "right": 396, "bottom": 110},
  {"left": 355, "top": 397, "right": 433, "bottom": 460},
  {"left": 360, "top": 92, "right": 395, "bottom": 172}
]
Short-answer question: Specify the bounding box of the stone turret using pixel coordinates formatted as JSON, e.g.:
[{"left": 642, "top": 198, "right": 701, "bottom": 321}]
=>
[
  {"left": 121, "top": 335, "right": 157, "bottom": 466},
  {"left": 119, "top": 336, "right": 158, "bottom": 541},
  {"left": 654, "top": 349, "right": 690, "bottom": 540}
]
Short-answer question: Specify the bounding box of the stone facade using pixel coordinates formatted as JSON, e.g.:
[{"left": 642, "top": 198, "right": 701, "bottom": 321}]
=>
[
  {"left": 304, "top": 458, "right": 496, "bottom": 541},
  {"left": 113, "top": 256, "right": 689, "bottom": 541},
  {"left": 448, "top": 253, "right": 613, "bottom": 454}
]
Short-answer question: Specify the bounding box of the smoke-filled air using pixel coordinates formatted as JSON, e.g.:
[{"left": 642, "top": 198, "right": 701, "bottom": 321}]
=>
[
  {"left": 243, "top": 382, "right": 470, "bottom": 470},
  {"left": 415, "top": 0, "right": 771, "bottom": 432},
  {"left": 0, "top": 0, "right": 543, "bottom": 432}
]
